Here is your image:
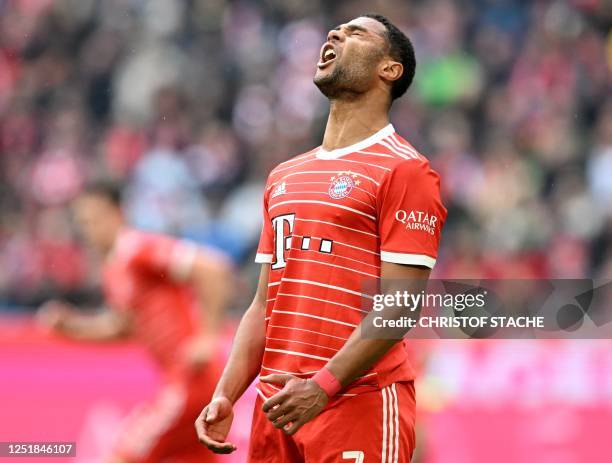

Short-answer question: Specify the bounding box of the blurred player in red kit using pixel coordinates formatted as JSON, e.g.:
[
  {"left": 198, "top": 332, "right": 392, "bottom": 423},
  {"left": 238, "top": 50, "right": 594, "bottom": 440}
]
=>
[
  {"left": 39, "top": 183, "right": 231, "bottom": 463},
  {"left": 195, "top": 13, "right": 446, "bottom": 463}
]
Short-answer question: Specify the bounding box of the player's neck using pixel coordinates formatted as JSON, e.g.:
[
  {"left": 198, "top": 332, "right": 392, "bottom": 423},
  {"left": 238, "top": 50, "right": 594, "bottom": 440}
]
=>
[
  {"left": 322, "top": 94, "right": 390, "bottom": 152},
  {"left": 101, "top": 222, "right": 125, "bottom": 258}
]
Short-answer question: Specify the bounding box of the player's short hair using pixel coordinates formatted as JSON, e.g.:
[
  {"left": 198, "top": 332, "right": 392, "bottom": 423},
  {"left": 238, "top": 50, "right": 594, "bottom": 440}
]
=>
[
  {"left": 82, "top": 181, "right": 123, "bottom": 207},
  {"left": 361, "top": 13, "right": 416, "bottom": 101}
]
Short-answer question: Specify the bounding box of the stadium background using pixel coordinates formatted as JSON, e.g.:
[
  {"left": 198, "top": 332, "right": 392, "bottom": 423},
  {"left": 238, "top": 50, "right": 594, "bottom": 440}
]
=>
[{"left": 0, "top": 0, "right": 611, "bottom": 461}]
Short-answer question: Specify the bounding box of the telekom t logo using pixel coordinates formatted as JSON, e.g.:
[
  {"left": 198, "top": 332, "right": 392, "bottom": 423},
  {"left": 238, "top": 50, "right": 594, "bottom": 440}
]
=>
[
  {"left": 271, "top": 213, "right": 295, "bottom": 270},
  {"left": 271, "top": 213, "right": 333, "bottom": 269}
]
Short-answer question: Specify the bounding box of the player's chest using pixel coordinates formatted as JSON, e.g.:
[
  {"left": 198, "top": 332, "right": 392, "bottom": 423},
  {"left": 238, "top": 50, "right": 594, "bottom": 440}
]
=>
[
  {"left": 267, "top": 160, "right": 381, "bottom": 225},
  {"left": 102, "top": 262, "right": 149, "bottom": 310}
]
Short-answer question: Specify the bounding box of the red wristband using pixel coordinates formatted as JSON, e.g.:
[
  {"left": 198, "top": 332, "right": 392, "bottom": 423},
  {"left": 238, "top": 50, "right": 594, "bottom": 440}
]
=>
[{"left": 311, "top": 367, "right": 342, "bottom": 397}]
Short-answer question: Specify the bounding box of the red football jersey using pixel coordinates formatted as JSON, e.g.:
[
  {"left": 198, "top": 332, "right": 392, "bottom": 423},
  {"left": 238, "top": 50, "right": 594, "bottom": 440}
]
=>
[
  {"left": 102, "top": 229, "right": 208, "bottom": 372},
  {"left": 255, "top": 124, "right": 447, "bottom": 400}
]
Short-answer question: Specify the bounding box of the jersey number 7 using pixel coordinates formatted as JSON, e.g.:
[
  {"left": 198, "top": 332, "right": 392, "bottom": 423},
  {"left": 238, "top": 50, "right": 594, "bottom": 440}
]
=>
[{"left": 342, "top": 450, "right": 365, "bottom": 462}]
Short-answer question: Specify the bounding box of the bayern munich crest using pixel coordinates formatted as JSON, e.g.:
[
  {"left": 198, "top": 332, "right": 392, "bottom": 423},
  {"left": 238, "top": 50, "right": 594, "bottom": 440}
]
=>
[{"left": 328, "top": 171, "right": 360, "bottom": 199}]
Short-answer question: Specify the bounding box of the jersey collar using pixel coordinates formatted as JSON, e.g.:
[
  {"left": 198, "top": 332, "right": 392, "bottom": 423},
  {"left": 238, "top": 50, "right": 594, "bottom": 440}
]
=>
[{"left": 316, "top": 123, "right": 395, "bottom": 160}]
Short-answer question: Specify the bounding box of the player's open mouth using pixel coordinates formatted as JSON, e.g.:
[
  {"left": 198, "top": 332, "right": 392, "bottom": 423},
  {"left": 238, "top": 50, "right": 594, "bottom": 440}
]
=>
[{"left": 317, "top": 44, "right": 337, "bottom": 69}]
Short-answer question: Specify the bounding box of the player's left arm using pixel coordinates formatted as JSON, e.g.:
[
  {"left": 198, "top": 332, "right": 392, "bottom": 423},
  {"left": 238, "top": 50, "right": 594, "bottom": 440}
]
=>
[
  {"left": 261, "top": 263, "right": 429, "bottom": 435},
  {"left": 183, "top": 247, "right": 233, "bottom": 365},
  {"left": 314, "top": 262, "right": 430, "bottom": 384}
]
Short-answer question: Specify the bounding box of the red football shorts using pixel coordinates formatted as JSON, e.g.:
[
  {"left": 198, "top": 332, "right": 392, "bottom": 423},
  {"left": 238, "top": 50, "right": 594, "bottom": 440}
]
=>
[
  {"left": 248, "top": 382, "right": 416, "bottom": 463},
  {"left": 109, "top": 363, "right": 222, "bottom": 463}
]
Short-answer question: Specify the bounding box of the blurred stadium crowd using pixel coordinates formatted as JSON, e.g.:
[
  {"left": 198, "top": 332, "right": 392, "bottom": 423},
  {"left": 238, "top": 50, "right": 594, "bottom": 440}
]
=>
[{"left": 0, "top": 0, "right": 610, "bottom": 309}]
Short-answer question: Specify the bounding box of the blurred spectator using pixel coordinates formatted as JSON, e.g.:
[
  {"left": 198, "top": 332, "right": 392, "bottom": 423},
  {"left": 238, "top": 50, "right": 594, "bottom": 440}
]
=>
[{"left": 0, "top": 0, "right": 611, "bottom": 309}]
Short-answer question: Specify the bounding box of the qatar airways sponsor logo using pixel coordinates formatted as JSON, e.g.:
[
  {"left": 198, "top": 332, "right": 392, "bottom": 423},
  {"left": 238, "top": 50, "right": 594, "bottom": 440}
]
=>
[{"left": 395, "top": 209, "right": 438, "bottom": 235}]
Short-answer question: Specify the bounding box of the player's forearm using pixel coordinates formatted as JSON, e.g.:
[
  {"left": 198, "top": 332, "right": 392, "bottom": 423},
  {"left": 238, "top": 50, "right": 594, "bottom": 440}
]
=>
[
  {"left": 325, "top": 265, "right": 429, "bottom": 387},
  {"left": 58, "top": 310, "right": 131, "bottom": 341},
  {"left": 190, "top": 253, "right": 233, "bottom": 338},
  {"left": 325, "top": 327, "right": 397, "bottom": 387},
  {"left": 212, "top": 300, "right": 266, "bottom": 404}
]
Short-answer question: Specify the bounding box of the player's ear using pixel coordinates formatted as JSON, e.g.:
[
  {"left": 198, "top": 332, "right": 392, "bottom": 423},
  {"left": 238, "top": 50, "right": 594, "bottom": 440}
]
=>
[{"left": 379, "top": 59, "right": 403, "bottom": 83}]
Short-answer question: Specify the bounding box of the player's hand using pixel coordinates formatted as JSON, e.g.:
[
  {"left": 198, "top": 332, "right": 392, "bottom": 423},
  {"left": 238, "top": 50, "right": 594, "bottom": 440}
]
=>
[
  {"left": 37, "top": 300, "right": 73, "bottom": 332},
  {"left": 261, "top": 374, "right": 328, "bottom": 436},
  {"left": 195, "top": 397, "right": 237, "bottom": 454}
]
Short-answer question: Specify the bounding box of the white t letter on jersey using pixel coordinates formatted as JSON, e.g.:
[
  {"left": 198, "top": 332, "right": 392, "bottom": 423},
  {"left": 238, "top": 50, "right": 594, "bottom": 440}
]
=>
[{"left": 271, "top": 213, "right": 295, "bottom": 270}]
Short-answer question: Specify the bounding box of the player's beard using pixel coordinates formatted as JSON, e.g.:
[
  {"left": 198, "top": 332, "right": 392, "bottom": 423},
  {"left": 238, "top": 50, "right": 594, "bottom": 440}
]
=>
[{"left": 314, "top": 58, "right": 376, "bottom": 101}]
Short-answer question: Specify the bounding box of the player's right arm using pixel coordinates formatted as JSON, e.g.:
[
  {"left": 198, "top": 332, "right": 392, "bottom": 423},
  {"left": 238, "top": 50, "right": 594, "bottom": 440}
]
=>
[
  {"left": 195, "top": 263, "right": 269, "bottom": 454},
  {"left": 38, "top": 300, "right": 132, "bottom": 341}
]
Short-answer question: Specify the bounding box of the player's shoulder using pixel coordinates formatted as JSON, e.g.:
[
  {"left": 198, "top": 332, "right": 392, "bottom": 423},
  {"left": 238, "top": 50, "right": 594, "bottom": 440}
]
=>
[
  {"left": 377, "top": 132, "right": 426, "bottom": 164},
  {"left": 116, "top": 228, "right": 146, "bottom": 250},
  {"left": 376, "top": 132, "right": 438, "bottom": 176},
  {"left": 114, "top": 228, "right": 172, "bottom": 258}
]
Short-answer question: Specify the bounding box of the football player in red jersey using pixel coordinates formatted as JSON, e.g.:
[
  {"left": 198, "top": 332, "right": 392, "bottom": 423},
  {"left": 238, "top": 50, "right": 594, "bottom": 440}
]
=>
[
  {"left": 196, "top": 14, "right": 446, "bottom": 462},
  {"left": 39, "top": 182, "right": 231, "bottom": 463}
]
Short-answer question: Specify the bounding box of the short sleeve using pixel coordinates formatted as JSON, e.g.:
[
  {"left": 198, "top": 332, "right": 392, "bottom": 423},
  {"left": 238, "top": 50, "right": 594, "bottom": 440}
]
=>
[
  {"left": 377, "top": 160, "right": 447, "bottom": 268},
  {"left": 255, "top": 179, "right": 274, "bottom": 264}
]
